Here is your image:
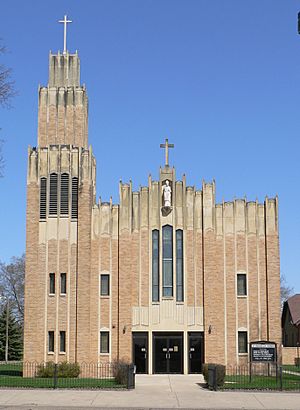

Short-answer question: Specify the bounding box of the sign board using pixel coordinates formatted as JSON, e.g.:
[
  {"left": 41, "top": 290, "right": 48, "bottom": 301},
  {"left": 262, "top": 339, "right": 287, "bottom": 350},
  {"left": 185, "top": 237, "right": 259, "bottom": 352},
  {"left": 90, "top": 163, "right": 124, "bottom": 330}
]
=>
[{"left": 250, "top": 341, "right": 277, "bottom": 363}]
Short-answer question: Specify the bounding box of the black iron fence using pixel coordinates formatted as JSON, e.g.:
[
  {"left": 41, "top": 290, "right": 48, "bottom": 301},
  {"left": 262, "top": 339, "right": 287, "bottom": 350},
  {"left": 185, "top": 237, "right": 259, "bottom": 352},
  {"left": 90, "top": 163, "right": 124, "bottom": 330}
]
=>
[
  {"left": 0, "top": 361, "right": 135, "bottom": 389},
  {"left": 207, "top": 363, "right": 300, "bottom": 391}
]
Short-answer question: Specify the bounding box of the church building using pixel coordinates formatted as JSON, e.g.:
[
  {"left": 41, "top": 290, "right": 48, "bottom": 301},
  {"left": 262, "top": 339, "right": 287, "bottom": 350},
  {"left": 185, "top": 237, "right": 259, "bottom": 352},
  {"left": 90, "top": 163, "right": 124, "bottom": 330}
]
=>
[{"left": 24, "top": 29, "right": 282, "bottom": 374}]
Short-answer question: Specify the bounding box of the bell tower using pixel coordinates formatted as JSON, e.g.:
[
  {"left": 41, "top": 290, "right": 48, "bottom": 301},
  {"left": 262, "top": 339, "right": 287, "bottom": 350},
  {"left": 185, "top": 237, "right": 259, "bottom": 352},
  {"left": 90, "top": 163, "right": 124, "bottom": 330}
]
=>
[{"left": 24, "top": 16, "right": 96, "bottom": 365}]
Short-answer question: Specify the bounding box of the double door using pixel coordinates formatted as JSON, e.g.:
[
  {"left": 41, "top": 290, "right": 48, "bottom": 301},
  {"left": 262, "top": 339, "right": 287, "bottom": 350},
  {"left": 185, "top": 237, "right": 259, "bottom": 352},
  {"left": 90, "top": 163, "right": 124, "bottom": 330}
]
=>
[{"left": 153, "top": 333, "right": 183, "bottom": 374}]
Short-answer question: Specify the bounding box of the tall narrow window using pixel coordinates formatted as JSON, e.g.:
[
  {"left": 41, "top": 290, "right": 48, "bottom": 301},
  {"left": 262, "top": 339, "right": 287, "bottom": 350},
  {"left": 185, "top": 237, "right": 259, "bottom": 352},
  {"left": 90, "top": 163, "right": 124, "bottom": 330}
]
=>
[
  {"left": 162, "top": 225, "right": 173, "bottom": 297},
  {"left": 49, "top": 273, "right": 55, "bottom": 294},
  {"left": 71, "top": 177, "right": 78, "bottom": 219},
  {"left": 60, "top": 273, "right": 67, "bottom": 294},
  {"left": 237, "top": 273, "right": 247, "bottom": 296},
  {"left": 100, "top": 274, "right": 109, "bottom": 296},
  {"left": 152, "top": 230, "right": 159, "bottom": 302},
  {"left": 238, "top": 331, "right": 248, "bottom": 353},
  {"left": 40, "top": 177, "right": 47, "bottom": 219},
  {"left": 100, "top": 331, "right": 109, "bottom": 353},
  {"left": 60, "top": 173, "right": 69, "bottom": 216},
  {"left": 48, "top": 331, "right": 54, "bottom": 353},
  {"left": 176, "top": 230, "right": 184, "bottom": 302},
  {"left": 60, "top": 331, "right": 66, "bottom": 353},
  {"left": 49, "top": 173, "right": 58, "bottom": 215}
]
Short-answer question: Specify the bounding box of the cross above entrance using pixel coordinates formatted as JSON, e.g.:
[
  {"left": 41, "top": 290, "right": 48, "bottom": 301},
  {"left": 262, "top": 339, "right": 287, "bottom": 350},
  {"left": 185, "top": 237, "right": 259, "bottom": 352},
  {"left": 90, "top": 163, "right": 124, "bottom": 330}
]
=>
[
  {"left": 160, "top": 138, "right": 174, "bottom": 167},
  {"left": 58, "top": 15, "right": 72, "bottom": 55}
]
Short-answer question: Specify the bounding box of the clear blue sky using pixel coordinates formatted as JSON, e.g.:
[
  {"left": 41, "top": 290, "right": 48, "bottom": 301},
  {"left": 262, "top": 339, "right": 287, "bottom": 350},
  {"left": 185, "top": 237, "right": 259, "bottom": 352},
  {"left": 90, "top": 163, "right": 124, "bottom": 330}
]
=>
[{"left": 0, "top": 0, "right": 299, "bottom": 293}]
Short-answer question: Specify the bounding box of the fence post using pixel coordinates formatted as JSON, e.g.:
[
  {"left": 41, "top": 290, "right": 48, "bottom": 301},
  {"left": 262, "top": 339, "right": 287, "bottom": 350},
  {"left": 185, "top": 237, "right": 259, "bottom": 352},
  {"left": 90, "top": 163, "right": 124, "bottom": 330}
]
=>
[
  {"left": 53, "top": 363, "right": 58, "bottom": 389},
  {"left": 279, "top": 366, "right": 283, "bottom": 391}
]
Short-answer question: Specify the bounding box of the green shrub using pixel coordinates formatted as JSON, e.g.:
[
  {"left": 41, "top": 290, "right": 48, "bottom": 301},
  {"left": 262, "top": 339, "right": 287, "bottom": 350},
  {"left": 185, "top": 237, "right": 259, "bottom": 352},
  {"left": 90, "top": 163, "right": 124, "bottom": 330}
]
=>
[
  {"left": 112, "top": 359, "right": 129, "bottom": 385},
  {"left": 202, "top": 363, "right": 226, "bottom": 387},
  {"left": 36, "top": 362, "right": 80, "bottom": 378}
]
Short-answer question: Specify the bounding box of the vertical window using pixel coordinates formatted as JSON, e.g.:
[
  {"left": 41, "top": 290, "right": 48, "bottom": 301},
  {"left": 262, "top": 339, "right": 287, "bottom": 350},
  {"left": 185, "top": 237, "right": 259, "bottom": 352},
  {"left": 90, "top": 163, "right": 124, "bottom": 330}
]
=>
[
  {"left": 238, "top": 331, "right": 248, "bottom": 353},
  {"left": 49, "top": 173, "right": 58, "bottom": 215},
  {"left": 71, "top": 177, "right": 78, "bottom": 219},
  {"left": 100, "top": 331, "right": 109, "bottom": 353},
  {"left": 49, "top": 273, "right": 55, "bottom": 294},
  {"left": 60, "top": 173, "right": 69, "bottom": 215},
  {"left": 237, "top": 273, "right": 247, "bottom": 296},
  {"left": 152, "top": 230, "right": 159, "bottom": 302},
  {"left": 60, "top": 331, "right": 66, "bottom": 353},
  {"left": 60, "top": 273, "right": 67, "bottom": 294},
  {"left": 48, "top": 331, "right": 54, "bottom": 353},
  {"left": 100, "top": 274, "right": 109, "bottom": 296},
  {"left": 176, "top": 230, "right": 184, "bottom": 302},
  {"left": 40, "top": 177, "right": 47, "bottom": 219},
  {"left": 162, "top": 225, "right": 173, "bottom": 297}
]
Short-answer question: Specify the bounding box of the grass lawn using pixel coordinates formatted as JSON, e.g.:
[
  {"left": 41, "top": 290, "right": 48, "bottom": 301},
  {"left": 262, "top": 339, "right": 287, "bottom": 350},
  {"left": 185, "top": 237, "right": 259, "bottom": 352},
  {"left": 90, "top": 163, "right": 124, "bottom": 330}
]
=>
[
  {"left": 282, "top": 365, "right": 300, "bottom": 374},
  {"left": 223, "top": 373, "right": 300, "bottom": 390},
  {"left": 0, "top": 363, "right": 126, "bottom": 389},
  {"left": 0, "top": 375, "right": 124, "bottom": 389}
]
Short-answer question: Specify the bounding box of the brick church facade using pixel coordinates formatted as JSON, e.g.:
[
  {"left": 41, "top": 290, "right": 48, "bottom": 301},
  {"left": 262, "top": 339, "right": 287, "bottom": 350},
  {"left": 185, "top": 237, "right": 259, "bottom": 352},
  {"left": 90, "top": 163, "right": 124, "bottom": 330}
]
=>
[{"left": 24, "top": 48, "right": 281, "bottom": 374}]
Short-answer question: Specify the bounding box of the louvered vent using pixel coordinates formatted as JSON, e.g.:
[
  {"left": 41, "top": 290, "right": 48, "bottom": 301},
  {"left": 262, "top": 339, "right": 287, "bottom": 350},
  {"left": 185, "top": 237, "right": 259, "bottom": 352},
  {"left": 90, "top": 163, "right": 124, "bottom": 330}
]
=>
[
  {"left": 49, "top": 173, "right": 58, "bottom": 215},
  {"left": 72, "top": 177, "right": 78, "bottom": 219},
  {"left": 60, "top": 173, "right": 69, "bottom": 216},
  {"left": 40, "top": 177, "right": 47, "bottom": 219}
]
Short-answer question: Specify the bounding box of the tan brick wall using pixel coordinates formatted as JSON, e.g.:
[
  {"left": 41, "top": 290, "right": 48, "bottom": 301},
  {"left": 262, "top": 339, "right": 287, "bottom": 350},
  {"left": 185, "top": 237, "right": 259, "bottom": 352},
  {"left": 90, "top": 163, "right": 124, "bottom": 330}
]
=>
[{"left": 282, "top": 347, "right": 300, "bottom": 365}]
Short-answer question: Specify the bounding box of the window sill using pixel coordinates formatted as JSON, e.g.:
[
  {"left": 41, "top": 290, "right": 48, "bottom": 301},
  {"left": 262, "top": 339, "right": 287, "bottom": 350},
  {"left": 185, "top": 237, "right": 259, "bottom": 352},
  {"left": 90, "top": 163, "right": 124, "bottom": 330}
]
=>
[
  {"left": 238, "top": 352, "right": 248, "bottom": 356},
  {"left": 49, "top": 294, "right": 55, "bottom": 297},
  {"left": 59, "top": 352, "right": 66, "bottom": 355},
  {"left": 100, "top": 295, "right": 110, "bottom": 299},
  {"left": 60, "top": 293, "right": 66, "bottom": 297},
  {"left": 99, "top": 353, "right": 110, "bottom": 356},
  {"left": 48, "top": 352, "right": 55, "bottom": 355},
  {"left": 237, "top": 295, "right": 247, "bottom": 299}
]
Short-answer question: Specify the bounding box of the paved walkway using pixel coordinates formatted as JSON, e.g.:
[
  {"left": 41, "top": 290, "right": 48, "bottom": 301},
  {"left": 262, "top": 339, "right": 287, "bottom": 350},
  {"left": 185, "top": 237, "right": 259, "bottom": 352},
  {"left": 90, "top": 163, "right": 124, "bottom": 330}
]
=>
[{"left": 0, "top": 375, "right": 299, "bottom": 409}]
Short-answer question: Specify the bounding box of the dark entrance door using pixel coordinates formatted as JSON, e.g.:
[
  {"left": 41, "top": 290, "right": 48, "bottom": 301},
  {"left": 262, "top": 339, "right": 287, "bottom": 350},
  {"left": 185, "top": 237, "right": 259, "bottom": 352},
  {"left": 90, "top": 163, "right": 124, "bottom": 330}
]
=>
[
  {"left": 132, "top": 332, "right": 148, "bottom": 374},
  {"left": 188, "top": 332, "right": 204, "bottom": 373},
  {"left": 153, "top": 332, "right": 183, "bottom": 374}
]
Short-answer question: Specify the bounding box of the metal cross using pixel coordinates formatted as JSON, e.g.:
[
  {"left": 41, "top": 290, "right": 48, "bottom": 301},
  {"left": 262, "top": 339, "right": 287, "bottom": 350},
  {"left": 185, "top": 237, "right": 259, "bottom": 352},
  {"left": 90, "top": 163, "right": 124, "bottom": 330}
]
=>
[
  {"left": 58, "top": 15, "right": 72, "bottom": 55},
  {"left": 160, "top": 138, "right": 174, "bottom": 167}
]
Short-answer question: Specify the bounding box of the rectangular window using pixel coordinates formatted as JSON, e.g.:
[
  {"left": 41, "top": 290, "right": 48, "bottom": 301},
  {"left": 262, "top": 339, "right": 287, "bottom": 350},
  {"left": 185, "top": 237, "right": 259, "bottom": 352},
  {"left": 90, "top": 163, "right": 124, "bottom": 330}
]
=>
[
  {"left": 152, "top": 230, "right": 159, "bottom": 302},
  {"left": 237, "top": 273, "right": 247, "bottom": 296},
  {"left": 60, "top": 331, "right": 66, "bottom": 353},
  {"left": 100, "top": 274, "right": 109, "bottom": 296},
  {"left": 60, "top": 273, "right": 67, "bottom": 294},
  {"left": 49, "top": 173, "right": 58, "bottom": 215},
  {"left": 176, "top": 230, "right": 184, "bottom": 302},
  {"left": 238, "top": 331, "right": 248, "bottom": 353},
  {"left": 162, "top": 225, "right": 173, "bottom": 297},
  {"left": 71, "top": 177, "right": 78, "bottom": 219},
  {"left": 40, "top": 177, "right": 47, "bottom": 219},
  {"left": 100, "top": 331, "right": 109, "bottom": 353},
  {"left": 48, "top": 331, "right": 54, "bottom": 353},
  {"left": 49, "top": 273, "right": 55, "bottom": 294},
  {"left": 60, "top": 173, "right": 69, "bottom": 216}
]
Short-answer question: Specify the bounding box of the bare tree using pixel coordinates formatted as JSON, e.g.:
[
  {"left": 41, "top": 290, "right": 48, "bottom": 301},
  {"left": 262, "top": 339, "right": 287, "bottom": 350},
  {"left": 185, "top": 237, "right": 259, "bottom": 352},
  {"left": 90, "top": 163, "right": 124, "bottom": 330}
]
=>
[
  {"left": 0, "top": 40, "right": 16, "bottom": 177},
  {"left": 0, "top": 43, "right": 15, "bottom": 107},
  {"left": 0, "top": 255, "right": 25, "bottom": 324},
  {"left": 280, "top": 274, "right": 294, "bottom": 306}
]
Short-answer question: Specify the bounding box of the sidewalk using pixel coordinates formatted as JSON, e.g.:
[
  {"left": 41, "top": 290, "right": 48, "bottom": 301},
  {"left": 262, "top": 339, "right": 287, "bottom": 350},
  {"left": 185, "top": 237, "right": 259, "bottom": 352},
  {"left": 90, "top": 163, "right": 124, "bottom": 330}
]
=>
[{"left": 0, "top": 374, "right": 299, "bottom": 409}]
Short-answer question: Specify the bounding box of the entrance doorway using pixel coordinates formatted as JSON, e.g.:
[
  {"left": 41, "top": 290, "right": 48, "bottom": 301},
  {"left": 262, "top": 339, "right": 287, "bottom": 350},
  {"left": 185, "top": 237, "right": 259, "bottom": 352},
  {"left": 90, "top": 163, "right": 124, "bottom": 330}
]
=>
[
  {"left": 153, "top": 332, "right": 183, "bottom": 374},
  {"left": 132, "top": 332, "right": 148, "bottom": 374},
  {"left": 188, "top": 332, "right": 204, "bottom": 373}
]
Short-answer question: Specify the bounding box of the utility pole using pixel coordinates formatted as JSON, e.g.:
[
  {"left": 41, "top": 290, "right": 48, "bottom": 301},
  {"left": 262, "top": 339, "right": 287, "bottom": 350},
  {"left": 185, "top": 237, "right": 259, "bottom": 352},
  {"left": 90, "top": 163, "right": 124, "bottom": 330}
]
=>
[{"left": 5, "top": 299, "right": 9, "bottom": 362}]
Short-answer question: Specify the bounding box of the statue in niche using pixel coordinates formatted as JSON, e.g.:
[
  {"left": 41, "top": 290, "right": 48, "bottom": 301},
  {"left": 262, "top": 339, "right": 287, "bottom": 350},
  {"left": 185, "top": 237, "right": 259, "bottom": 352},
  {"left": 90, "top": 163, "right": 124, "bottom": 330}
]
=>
[{"left": 162, "top": 180, "right": 172, "bottom": 207}]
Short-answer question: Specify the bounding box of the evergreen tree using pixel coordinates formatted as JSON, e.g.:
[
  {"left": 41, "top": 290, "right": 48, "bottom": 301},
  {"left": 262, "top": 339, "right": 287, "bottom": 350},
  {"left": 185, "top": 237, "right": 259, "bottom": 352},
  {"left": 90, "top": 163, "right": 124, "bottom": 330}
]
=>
[{"left": 0, "top": 304, "right": 23, "bottom": 361}]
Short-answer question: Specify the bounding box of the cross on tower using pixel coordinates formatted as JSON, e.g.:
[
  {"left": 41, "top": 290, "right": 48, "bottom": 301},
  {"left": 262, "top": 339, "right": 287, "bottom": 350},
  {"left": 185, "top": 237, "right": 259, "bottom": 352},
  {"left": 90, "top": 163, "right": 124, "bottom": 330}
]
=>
[
  {"left": 58, "top": 15, "right": 72, "bottom": 55},
  {"left": 160, "top": 138, "right": 174, "bottom": 167}
]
